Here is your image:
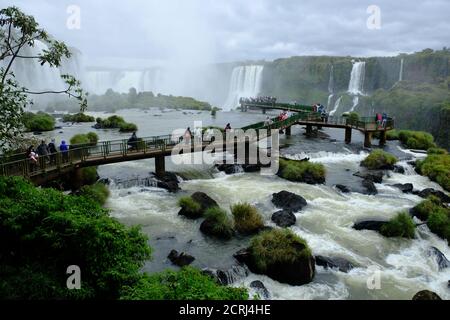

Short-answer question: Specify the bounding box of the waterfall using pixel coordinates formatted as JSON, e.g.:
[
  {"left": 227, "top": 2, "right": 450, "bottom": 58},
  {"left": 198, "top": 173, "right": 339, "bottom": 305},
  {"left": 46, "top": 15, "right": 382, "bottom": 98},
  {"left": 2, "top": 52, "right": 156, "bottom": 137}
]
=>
[
  {"left": 329, "top": 96, "right": 342, "bottom": 116},
  {"left": 349, "top": 96, "right": 359, "bottom": 112},
  {"left": 328, "top": 65, "right": 334, "bottom": 93},
  {"left": 4, "top": 39, "right": 83, "bottom": 92},
  {"left": 348, "top": 61, "right": 365, "bottom": 95},
  {"left": 223, "top": 65, "right": 264, "bottom": 111},
  {"left": 399, "top": 58, "right": 404, "bottom": 81}
]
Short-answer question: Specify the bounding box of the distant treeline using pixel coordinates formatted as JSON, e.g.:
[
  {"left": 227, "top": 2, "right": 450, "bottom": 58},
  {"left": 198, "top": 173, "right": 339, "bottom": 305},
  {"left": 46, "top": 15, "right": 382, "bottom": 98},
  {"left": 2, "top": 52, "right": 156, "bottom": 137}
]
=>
[{"left": 45, "top": 89, "right": 213, "bottom": 113}]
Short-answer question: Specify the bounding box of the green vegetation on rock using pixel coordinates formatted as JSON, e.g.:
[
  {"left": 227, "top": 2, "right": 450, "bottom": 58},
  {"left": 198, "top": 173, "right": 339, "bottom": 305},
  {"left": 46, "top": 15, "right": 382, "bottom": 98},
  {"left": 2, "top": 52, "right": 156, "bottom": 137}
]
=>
[
  {"left": 22, "top": 112, "right": 55, "bottom": 132},
  {"left": 78, "top": 183, "right": 110, "bottom": 206},
  {"left": 95, "top": 115, "right": 138, "bottom": 133},
  {"left": 201, "top": 207, "right": 234, "bottom": 240},
  {"left": 62, "top": 113, "right": 95, "bottom": 123},
  {"left": 416, "top": 154, "right": 450, "bottom": 191},
  {"left": 361, "top": 149, "right": 398, "bottom": 170},
  {"left": 380, "top": 212, "right": 416, "bottom": 239},
  {"left": 120, "top": 267, "right": 248, "bottom": 300},
  {"left": 231, "top": 203, "right": 264, "bottom": 235},
  {"left": 397, "top": 130, "right": 437, "bottom": 150},
  {"left": 70, "top": 132, "right": 99, "bottom": 146},
  {"left": 278, "top": 158, "right": 325, "bottom": 184}
]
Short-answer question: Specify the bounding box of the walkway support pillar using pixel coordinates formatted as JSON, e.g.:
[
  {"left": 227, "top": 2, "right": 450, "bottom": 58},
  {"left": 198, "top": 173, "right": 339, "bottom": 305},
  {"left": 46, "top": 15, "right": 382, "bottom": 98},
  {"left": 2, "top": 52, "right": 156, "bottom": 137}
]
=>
[
  {"left": 345, "top": 127, "right": 352, "bottom": 144},
  {"left": 155, "top": 155, "right": 166, "bottom": 178},
  {"left": 285, "top": 126, "right": 291, "bottom": 136},
  {"left": 306, "top": 125, "right": 313, "bottom": 136},
  {"left": 379, "top": 130, "right": 387, "bottom": 146},
  {"left": 262, "top": 108, "right": 266, "bottom": 114},
  {"left": 364, "top": 132, "right": 372, "bottom": 148}
]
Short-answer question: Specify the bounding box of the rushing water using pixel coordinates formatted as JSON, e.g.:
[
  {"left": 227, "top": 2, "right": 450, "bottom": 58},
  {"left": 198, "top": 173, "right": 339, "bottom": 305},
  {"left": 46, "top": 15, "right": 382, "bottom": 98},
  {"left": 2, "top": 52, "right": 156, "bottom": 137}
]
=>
[
  {"left": 224, "top": 65, "right": 264, "bottom": 111},
  {"left": 35, "top": 109, "right": 450, "bottom": 300}
]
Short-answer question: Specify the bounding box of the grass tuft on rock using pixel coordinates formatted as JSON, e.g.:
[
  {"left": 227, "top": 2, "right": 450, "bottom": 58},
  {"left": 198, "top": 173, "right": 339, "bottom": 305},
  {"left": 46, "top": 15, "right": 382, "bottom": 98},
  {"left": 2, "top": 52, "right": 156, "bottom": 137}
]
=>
[
  {"left": 178, "top": 196, "right": 202, "bottom": 216},
  {"left": 361, "top": 149, "right": 398, "bottom": 170},
  {"left": 397, "top": 130, "right": 436, "bottom": 150},
  {"left": 278, "top": 158, "right": 325, "bottom": 184},
  {"left": 231, "top": 202, "right": 264, "bottom": 235},
  {"left": 416, "top": 154, "right": 450, "bottom": 192},
  {"left": 380, "top": 212, "right": 416, "bottom": 239},
  {"left": 202, "top": 207, "right": 234, "bottom": 239}
]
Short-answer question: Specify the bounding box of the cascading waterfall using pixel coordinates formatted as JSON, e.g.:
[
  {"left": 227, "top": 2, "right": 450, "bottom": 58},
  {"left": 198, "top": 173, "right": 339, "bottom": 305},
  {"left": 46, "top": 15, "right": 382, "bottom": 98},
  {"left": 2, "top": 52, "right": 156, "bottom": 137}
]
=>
[
  {"left": 345, "top": 61, "right": 365, "bottom": 112},
  {"left": 329, "top": 96, "right": 342, "bottom": 116},
  {"left": 223, "top": 65, "right": 264, "bottom": 111},
  {"left": 327, "top": 65, "right": 334, "bottom": 109},
  {"left": 399, "top": 58, "right": 404, "bottom": 81}
]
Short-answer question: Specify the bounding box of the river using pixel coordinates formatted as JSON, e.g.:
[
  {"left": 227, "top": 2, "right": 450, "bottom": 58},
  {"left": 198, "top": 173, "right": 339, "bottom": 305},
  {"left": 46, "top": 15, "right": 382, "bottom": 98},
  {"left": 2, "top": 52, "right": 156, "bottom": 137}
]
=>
[{"left": 38, "top": 108, "right": 450, "bottom": 300}]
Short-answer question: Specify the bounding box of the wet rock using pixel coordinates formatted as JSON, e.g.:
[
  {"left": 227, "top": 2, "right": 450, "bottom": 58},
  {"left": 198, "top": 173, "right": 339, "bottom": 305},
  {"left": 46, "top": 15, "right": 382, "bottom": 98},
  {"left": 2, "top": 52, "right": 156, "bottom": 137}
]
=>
[
  {"left": 353, "top": 220, "right": 388, "bottom": 232},
  {"left": 191, "top": 192, "right": 219, "bottom": 211},
  {"left": 242, "top": 164, "right": 261, "bottom": 173},
  {"left": 335, "top": 184, "right": 351, "bottom": 193},
  {"left": 415, "top": 188, "right": 450, "bottom": 203},
  {"left": 412, "top": 290, "right": 442, "bottom": 300},
  {"left": 362, "top": 179, "right": 378, "bottom": 195},
  {"left": 428, "top": 247, "right": 450, "bottom": 270},
  {"left": 156, "top": 235, "right": 176, "bottom": 241},
  {"left": 200, "top": 218, "right": 234, "bottom": 240},
  {"left": 201, "top": 266, "right": 248, "bottom": 285},
  {"left": 97, "top": 178, "right": 111, "bottom": 185},
  {"left": 393, "top": 165, "right": 406, "bottom": 174},
  {"left": 391, "top": 183, "right": 414, "bottom": 193},
  {"left": 234, "top": 247, "right": 315, "bottom": 286},
  {"left": 216, "top": 164, "right": 243, "bottom": 175},
  {"left": 250, "top": 280, "right": 270, "bottom": 299},
  {"left": 407, "top": 160, "right": 417, "bottom": 167},
  {"left": 354, "top": 171, "right": 384, "bottom": 184},
  {"left": 272, "top": 191, "right": 307, "bottom": 212},
  {"left": 155, "top": 172, "right": 180, "bottom": 193},
  {"left": 168, "top": 250, "right": 195, "bottom": 267},
  {"left": 271, "top": 210, "right": 296, "bottom": 227},
  {"left": 315, "top": 255, "right": 355, "bottom": 273}
]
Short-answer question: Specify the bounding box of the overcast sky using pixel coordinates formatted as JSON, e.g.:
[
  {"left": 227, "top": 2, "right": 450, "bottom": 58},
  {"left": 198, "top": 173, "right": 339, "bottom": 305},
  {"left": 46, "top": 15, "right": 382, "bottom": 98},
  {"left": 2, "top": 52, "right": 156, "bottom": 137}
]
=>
[{"left": 6, "top": 0, "right": 450, "bottom": 68}]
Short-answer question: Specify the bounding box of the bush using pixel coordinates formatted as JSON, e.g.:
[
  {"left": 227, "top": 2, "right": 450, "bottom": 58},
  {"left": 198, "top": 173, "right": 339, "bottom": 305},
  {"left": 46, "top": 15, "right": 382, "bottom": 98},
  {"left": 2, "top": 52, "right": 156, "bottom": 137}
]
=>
[
  {"left": 70, "top": 132, "right": 98, "bottom": 146},
  {"left": 86, "top": 132, "right": 99, "bottom": 145},
  {"left": 22, "top": 112, "right": 55, "bottom": 132},
  {"left": 361, "top": 149, "right": 398, "bottom": 170},
  {"left": 278, "top": 158, "right": 325, "bottom": 184},
  {"left": 0, "top": 177, "right": 151, "bottom": 299},
  {"left": 427, "top": 148, "right": 448, "bottom": 155},
  {"left": 119, "top": 122, "right": 138, "bottom": 132},
  {"left": 386, "top": 130, "right": 400, "bottom": 140},
  {"left": 178, "top": 196, "right": 202, "bottom": 216},
  {"left": 398, "top": 130, "right": 437, "bottom": 150},
  {"left": 81, "top": 167, "right": 99, "bottom": 185},
  {"left": 427, "top": 209, "right": 450, "bottom": 244},
  {"left": 201, "top": 207, "right": 234, "bottom": 239},
  {"left": 231, "top": 203, "right": 264, "bottom": 235},
  {"left": 380, "top": 212, "right": 416, "bottom": 239},
  {"left": 347, "top": 112, "right": 359, "bottom": 125},
  {"left": 120, "top": 267, "right": 248, "bottom": 300},
  {"left": 416, "top": 154, "right": 450, "bottom": 191},
  {"left": 411, "top": 196, "right": 443, "bottom": 221},
  {"left": 95, "top": 115, "right": 138, "bottom": 132},
  {"left": 79, "top": 183, "right": 110, "bottom": 206},
  {"left": 62, "top": 113, "right": 95, "bottom": 123},
  {"left": 249, "top": 229, "right": 312, "bottom": 272}
]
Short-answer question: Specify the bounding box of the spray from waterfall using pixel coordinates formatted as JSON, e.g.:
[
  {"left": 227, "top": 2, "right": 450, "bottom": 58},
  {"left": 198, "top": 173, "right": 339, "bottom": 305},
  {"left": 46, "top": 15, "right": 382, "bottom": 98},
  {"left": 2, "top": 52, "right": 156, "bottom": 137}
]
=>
[
  {"left": 399, "top": 58, "right": 404, "bottom": 81},
  {"left": 223, "top": 65, "right": 264, "bottom": 111},
  {"left": 327, "top": 65, "right": 334, "bottom": 108}
]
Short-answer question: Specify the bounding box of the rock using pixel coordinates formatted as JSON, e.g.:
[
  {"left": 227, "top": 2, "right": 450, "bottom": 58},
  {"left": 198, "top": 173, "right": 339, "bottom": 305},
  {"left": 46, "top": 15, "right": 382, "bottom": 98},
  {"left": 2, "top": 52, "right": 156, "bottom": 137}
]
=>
[
  {"left": 250, "top": 280, "right": 270, "bottom": 299},
  {"left": 216, "top": 164, "right": 243, "bottom": 175},
  {"left": 412, "top": 290, "right": 442, "bottom": 300},
  {"left": 353, "top": 220, "right": 388, "bottom": 232},
  {"left": 393, "top": 165, "right": 406, "bottom": 174},
  {"left": 362, "top": 179, "right": 378, "bottom": 195},
  {"left": 407, "top": 160, "right": 417, "bottom": 167},
  {"left": 155, "top": 172, "right": 180, "bottom": 192},
  {"left": 272, "top": 191, "right": 307, "bottom": 212},
  {"left": 390, "top": 183, "right": 414, "bottom": 193},
  {"left": 315, "top": 255, "right": 355, "bottom": 273},
  {"left": 335, "top": 184, "right": 351, "bottom": 193},
  {"left": 354, "top": 171, "right": 384, "bottom": 184},
  {"left": 242, "top": 164, "right": 261, "bottom": 173},
  {"left": 234, "top": 247, "right": 315, "bottom": 286},
  {"left": 202, "top": 266, "right": 248, "bottom": 285},
  {"left": 271, "top": 210, "right": 296, "bottom": 227},
  {"left": 191, "top": 192, "right": 219, "bottom": 211},
  {"left": 97, "top": 178, "right": 111, "bottom": 185},
  {"left": 167, "top": 250, "right": 195, "bottom": 267},
  {"left": 428, "top": 247, "right": 450, "bottom": 270},
  {"left": 416, "top": 188, "right": 450, "bottom": 203},
  {"left": 200, "top": 219, "right": 233, "bottom": 240}
]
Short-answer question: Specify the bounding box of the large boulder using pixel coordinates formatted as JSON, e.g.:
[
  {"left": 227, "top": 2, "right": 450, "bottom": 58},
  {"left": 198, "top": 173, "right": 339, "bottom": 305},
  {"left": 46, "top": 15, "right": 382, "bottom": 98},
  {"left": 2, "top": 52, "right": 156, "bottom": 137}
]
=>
[
  {"left": 191, "top": 192, "right": 219, "bottom": 211},
  {"left": 393, "top": 165, "right": 406, "bottom": 174},
  {"left": 272, "top": 191, "right": 307, "bottom": 212},
  {"left": 242, "top": 164, "right": 261, "bottom": 173},
  {"left": 362, "top": 179, "right": 378, "bottom": 195},
  {"left": 315, "top": 255, "right": 355, "bottom": 273},
  {"left": 202, "top": 265, "right": 249, "bottom": 285},
  {"left": 335, "top": 184, "right": 351, "bottom": 193},
  {"left": 412, "top": 290, "right": 442, "bottom": 300},
  {"left": 271, "top": 210, "right": 296, "bottom": 227},
  {"left": 390, "top": 183, "right": 414, "bottom": 194},
  {"left": 415, "top": 188, "right": 450, "bottom": 203},
  {"left": 216, "top": 164, "right": 243, "bottom": 175},
  {"left": 200, "top": 219, "right": 234, "bottom": 240},
  {"left": 249, "top": 280, "right": 270, "bottom": 300},
  {"left": 167, "top": 250, "right": 195, "bottom": 267},
  {"left": 155, "top": 172, "right": 180, "bottom": 193},
  {"left": 428, "top": 247, "right": 450, "bottom": 270},
  {"left": 354, "top": 171, "right": 384, "bottom": 183},
  {"left": 353, "top": 220, "right": 388, "bottom": 232}
]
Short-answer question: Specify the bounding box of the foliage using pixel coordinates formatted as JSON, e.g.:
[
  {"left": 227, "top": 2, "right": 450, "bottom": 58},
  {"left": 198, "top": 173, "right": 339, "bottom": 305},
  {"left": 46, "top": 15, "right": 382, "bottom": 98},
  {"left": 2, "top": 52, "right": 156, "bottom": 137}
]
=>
[
  {"left": 412, "top": 196, "right": 443, "bottom": 221},
  {"left": 416, "top": 154, "right": 450, "bottom": 191},
  {"left": 120, "top": 267, "right": 248, "bottom": 300},
  {"left": 0, "top": 176, "right": 151, "bottom": 299},
  {"left": 178, "top": 196, "right": 202, "bottom": 215},
  {"left": 386, "top": 130, "right": 400, "bottom": 140},
  {"left": 80, "top": 167, "right": 99, "bottom": 185},
  {"left": 249, "top": 229, "right": 312, "bottom": 272},
  {"left": 95, "top": 115, "right": 138, "bottom": 132},
  {"left": 0, "top": 6, "right": 87, "bottom": 152},
  {"left": 278, "top": 158, "right": 326, "bottom": 184},
  {"left": 361, "top": 149, "right": 398, "bottom": 170},
  {"left": 346, "top": 112, "right": 360, "bottom": 125},
  {"left": 427, "top": 209, "right": 450, "bottom": 244},
  {"left": 380, "top": 212, "right": 416, "bottom": 239},
  {"left": 427, "top": 148, "right": 448, "bottom": 155},
  {"left": 119, "top": 122, "right": 138, "bottom": 133},
  {"left": 203, "top": 207, "right": 234, "bottom": 239},
  {"left": 397, "top": 130, "right": 437, "bottom": 150},
  {"left": 231, "top": 202, "right": 264, "bottom": 235},
  {"left": 22, "top": 112, "right": 55, "bottom": 132},
  {"left": 63, "top": 113, "right": 95, "bottom": 123},
  {"left": 78, "top": 183, "right": 110, "bottom": 206}
]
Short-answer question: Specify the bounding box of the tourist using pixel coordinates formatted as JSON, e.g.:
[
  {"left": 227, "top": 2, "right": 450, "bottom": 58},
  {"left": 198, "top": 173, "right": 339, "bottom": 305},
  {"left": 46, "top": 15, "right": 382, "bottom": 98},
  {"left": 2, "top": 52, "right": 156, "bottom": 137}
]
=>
[
  {"left": 376, "top": 113, "right": 382, "bottom": 128},
  {"left": 224, "top": 123, "right": 231, "bottom": 132},
  {"left": 128, "top": 131, "right": 138, "bottom": 150},
  {"left": 382, "top": 113, "right": 388, "bottom": 128},
  {"left": 59, "top": 140, "right": 69, "bottom": 163},
  {"left": 36, "top": 140, "right": 49, "bottom": 168},
  {"left": 184, "top": 127, "right": 192, "bottom": 143},
  {"left": 26, "top": 145, "right": 38, "bottom": 172},
  {"left": 48, "top": 139, "right": 57, "bottom": 165}
]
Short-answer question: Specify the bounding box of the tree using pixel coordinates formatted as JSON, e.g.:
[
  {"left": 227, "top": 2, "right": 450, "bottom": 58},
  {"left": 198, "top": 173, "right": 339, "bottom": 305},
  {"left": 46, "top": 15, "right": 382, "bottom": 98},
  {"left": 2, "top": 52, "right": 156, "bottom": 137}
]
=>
[{"left": 0, "top": 6, "right": 87, "bottom": 152}]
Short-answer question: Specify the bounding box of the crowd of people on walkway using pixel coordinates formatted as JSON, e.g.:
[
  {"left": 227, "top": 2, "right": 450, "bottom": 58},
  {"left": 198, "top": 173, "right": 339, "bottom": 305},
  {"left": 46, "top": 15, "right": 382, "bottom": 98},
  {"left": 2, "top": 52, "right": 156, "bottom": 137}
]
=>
[
  {"left": 25, "top": 139, "right": 70, "bottom": 171},
  {"left": 375, "top": 112, "right": 389, "bottom": 128},
  {"left": 239, "top": 96, "right": 277, "bottom": 104}
]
